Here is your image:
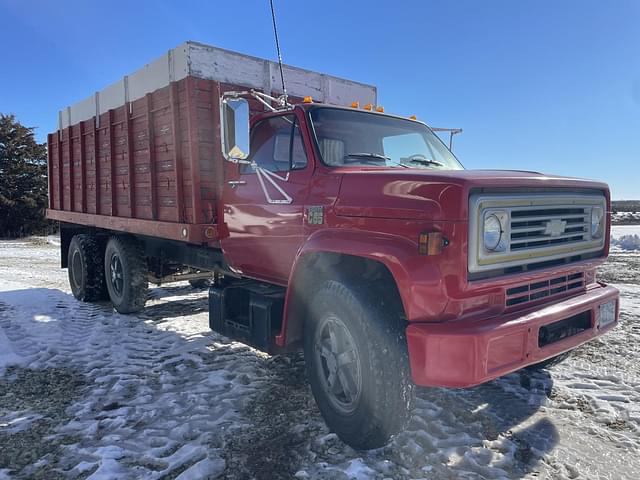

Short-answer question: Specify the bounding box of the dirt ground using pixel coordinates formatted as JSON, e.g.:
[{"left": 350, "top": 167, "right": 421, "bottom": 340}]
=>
[{"left": 1, "top": 237, "right": 639, "bottom": 479}]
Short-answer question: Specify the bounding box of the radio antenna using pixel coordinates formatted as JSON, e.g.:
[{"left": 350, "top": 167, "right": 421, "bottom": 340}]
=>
[{"left": 269, "top": 0, "right": 288, "bottom": 105}]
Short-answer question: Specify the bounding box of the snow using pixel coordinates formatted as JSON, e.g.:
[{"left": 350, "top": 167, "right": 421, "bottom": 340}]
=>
[
  {"left": 0, "top": 326, "right": 23, "bottom": 372},
  {"left": 611, "top": 225, "right": 640, "bottom": 252},
  {"left": 1, "top": 237, "right": 640, "bottom": 478}
]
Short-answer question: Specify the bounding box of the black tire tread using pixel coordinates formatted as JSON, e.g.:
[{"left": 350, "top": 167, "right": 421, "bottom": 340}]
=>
[
  {"left": 68, "top": 234, "right": 107, "bottom": 302},
  {"left": 526, "top": 351, "right": 571, "bottom": 371},
  {"left": 104, "top": 236, "right": 148, "bottom": 314},
  {"left": 305, "top": 280, "right": 414, "bottom": 450}
]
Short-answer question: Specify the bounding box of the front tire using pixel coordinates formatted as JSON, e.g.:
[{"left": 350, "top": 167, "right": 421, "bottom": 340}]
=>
[
  {"left": 304, "top": 280, "right": 414, "bottom": 450},
  {"left": 104, "top": 236, "right": 148, "bottom": 314},
  {"left": 526, "top": 351, "right": 571, "bottom": 371},
  {"left": 68, "top": 234, "right": 107, "bottom": 302}
]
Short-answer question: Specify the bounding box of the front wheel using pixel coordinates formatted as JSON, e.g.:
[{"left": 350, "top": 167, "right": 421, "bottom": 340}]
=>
[{"left": 304, "top": 280, "right": 414, "bottom": 450}]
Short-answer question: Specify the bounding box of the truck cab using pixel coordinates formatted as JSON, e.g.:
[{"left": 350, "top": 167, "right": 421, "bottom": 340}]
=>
[{"left": 216, "top": 95, "right": 618, "bottom": 447}]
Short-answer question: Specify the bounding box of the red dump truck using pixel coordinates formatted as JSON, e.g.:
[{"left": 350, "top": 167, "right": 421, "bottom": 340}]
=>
[{"left": 47, "top": 41, "right": 619, "bottom": 449}]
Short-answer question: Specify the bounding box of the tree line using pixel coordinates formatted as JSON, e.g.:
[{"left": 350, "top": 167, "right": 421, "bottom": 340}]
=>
[{"left": 0, "top": 114, "right": 51, "bottom": 238}]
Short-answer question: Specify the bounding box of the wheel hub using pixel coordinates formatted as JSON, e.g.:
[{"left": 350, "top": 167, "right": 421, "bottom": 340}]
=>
[
  {"left": 315, "top": 315, "right": 362, "bottom": 414},
  {"left": 109, "top": 254, "right": 124, "bottom": 296}
]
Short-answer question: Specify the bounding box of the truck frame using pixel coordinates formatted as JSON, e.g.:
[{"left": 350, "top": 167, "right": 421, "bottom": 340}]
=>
[{"left": 47, "top": 41, "right": 619, "bottom": 449}]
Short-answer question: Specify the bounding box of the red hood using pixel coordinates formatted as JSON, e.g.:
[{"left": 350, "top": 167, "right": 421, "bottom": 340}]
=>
[{"left": 333, "top": 169, "right": 610, "bottom": 221}]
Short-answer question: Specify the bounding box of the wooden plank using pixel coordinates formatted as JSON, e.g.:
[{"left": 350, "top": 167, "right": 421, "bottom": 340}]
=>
[
  {"left": 146, "top": 93, "right": 158, "bottom": 220},
  {"left": 211, "top": 80, "right": 224, "bottom": 227},
  {"left": 108, "top": 110, "right": 117, "bottom": 216},
  {"left": 185, "top": 77, "right": 201, "bottom": 224},
  {"left": 58, "top": 42, "right": 377, "bottom": 129},
  {"left": 79, "top": 122, "right": 87, "bottom": 212},
  {"left": 124, "top": 102, "right": 135, "bottom": 217},
  {"left": 93, "top": 119, "right": 101, "bottom": 214},
  {"left": 67, "top": 127, "right": 75, "bottom": 211},
  {"left": 57, "top": 132, "right": 63, "bottom": 210},
  {"left": 46, "top": 208, "right": 219, "bottom": 244},
  {"left": 169, "top": 82, "right": 184, "bottom": 223},
  {"left": 47, "top": 134, "right": 54, "bottom": 209}
]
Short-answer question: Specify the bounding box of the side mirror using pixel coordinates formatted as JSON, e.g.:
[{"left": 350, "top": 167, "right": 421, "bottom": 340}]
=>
[{"left": 220, "top": 98, "right": 250, "bottom": 162}]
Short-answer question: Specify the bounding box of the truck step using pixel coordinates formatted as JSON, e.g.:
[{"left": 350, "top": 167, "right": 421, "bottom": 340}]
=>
[{"left": 208, "top": 282, "right": 284, "bottom": 353}]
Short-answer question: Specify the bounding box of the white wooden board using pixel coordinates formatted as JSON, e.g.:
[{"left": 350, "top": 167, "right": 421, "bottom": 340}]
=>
[{"left": 58, "top": 41, "right": 377, "bottom": 129}]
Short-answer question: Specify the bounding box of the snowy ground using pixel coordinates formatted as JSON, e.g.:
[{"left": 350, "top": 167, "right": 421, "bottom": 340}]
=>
[
  {"left": 611, "top": 225, "right": 640, "bottom": 253},
  {"left": 612, "top": 211, "right": 640, "bottom": 225},
  {"left": 1, "top": 236, "right": 639, "bottom": 480}
]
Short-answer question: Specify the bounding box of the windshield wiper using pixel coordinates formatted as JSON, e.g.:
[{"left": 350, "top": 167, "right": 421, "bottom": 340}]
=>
[
  {"left": 344, "top": 152, "right": 390, "bottom": 162},
  {"left": 401, "top": 158, "right": 444, "bottom": 168}
]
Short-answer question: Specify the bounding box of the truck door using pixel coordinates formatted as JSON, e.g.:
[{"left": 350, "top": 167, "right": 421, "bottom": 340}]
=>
[{"left": 220, "top": 111, "right": 311, "bottom": 284}]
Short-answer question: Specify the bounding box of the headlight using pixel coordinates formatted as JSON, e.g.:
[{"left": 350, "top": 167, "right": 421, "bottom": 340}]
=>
[
  {"left": 483, "top": 212, "right": 506, "bottom": 252},
  {"left": 591, "top": 206, "right": 604, "bottom": 239}
]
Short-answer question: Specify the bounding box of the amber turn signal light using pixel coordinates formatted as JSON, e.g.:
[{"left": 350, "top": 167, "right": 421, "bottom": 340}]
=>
[{"left": 418, "top": 232, "right": 446, "bottom": 255}]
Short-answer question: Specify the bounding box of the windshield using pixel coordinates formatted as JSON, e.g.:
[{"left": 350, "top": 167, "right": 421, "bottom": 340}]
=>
[{"left": 309, "top": 107, "right": 464, "bottom": 170}]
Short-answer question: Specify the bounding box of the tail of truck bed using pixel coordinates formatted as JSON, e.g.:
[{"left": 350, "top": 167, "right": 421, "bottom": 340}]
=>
[{"left": 46, "top": 41, "right": 376, "bottom": 244}]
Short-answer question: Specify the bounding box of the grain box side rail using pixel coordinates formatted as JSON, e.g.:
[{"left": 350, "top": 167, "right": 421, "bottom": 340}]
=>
[{"left": 46, "top": 41, "right": 377, "bottom": 245}]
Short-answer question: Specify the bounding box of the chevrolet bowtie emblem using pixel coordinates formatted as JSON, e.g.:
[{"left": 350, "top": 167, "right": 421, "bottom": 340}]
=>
[{"left": 544, "top": 219, "right": 567, "bottom": 237}]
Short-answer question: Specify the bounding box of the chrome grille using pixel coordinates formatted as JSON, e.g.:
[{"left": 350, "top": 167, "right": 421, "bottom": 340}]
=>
[
  {"left": 506, "top": 272, "right": 585, "bottom": 307},
  {"left": 468, "top": 192, "right": 607, "bottom": 276},
  {"left": 510, "top": 207, "right": 589, "bottom": 250}
]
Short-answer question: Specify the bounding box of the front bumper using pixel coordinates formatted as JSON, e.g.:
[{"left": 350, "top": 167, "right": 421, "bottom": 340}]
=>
[{"left": 406, "top": 283, "right": 619, "bottom": 388}]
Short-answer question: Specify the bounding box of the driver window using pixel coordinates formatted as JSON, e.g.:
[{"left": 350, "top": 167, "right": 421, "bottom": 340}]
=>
[{"left": 242, "top": 115, "right": 308, "bottom": 173}]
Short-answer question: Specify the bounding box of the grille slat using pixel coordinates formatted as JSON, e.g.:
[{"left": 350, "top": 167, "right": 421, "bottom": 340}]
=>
[
  {"left": 508, "top": 205, "right": 590, "bottom": 251},
  {"left": 511, "top": 232, "right": 587, "bottom": 245},
  {"left": 506, "top": 272, "right": 585, "bottom": 308},
  {"left": 510, "top": 213, "right": 587, "bottom": 222},
  {"left": 511, "top": 221, "right": 588, "bottom": 234}
]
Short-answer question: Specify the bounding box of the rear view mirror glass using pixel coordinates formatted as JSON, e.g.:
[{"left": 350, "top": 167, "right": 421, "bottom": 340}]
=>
[{"left": 221, "top": 98, "right": 250, "bottom": 161}]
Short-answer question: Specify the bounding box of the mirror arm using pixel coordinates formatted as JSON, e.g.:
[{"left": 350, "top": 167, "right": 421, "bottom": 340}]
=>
[{"left": 221, "top": 89, "right": 292, "bottom": 113}]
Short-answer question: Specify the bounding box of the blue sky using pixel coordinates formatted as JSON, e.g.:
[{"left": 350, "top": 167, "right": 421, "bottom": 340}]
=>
[{"left": 1, "top": 0, "right": 638, "bottom": 199}]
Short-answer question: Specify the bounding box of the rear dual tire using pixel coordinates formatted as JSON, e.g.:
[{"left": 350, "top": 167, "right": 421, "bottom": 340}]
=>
[
  {"left": 68, "top": 234, "right": 108, "bottom": 302},
  {"left": 69, "top": 234, "right": 148, "bottom": 314},
  {"left": 104, "top": 236, "right": 148, "bottom": 314}
]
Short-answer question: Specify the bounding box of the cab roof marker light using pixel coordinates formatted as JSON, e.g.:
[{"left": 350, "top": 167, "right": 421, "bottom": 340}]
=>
[
  {"left": 303, "top": 96, "right": 313, "bottom": 104},
  {"left": 376, "top": 106, "right": 384, "bottom": 113},
  {"left": 363, "top": 103, "right": 373, "bottom": 111},
  {"left": 351, "top": 101, "right": 360, "bottom": 108},
  {"left": 409, "top": 115, "right": 417, "bottom": 120}
]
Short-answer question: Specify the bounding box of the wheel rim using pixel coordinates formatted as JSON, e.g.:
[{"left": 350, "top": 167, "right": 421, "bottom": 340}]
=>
[
  {"left": 109, "top": 253, "right": 124, "bottom": 296},
  {"left": 71, "top": 250, "right": 83, "bottom": 290},
  {"left": 314, "top": 313, "right": 362, "bottom": 414}
]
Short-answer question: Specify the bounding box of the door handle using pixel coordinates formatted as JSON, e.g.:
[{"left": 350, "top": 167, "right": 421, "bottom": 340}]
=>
[{"left": 227, "top": 180, "right": 247, "bottom": 188}]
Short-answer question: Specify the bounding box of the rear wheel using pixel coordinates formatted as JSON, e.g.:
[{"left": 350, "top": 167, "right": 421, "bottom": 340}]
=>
[
  {"left": 304, "top": 280, "right": 414, "bottom": 450},
  {"left": 68, "top": 234, "right": 107, "bottom": 302},
  {"left": 526, "top": 351, "right": 571, "bottom": 371},
  {"left": 189, "top": 278, "right": 211, "bottom": 289},
  {"left": 104, "top": 236, "right": 148, "bottom": 314}
]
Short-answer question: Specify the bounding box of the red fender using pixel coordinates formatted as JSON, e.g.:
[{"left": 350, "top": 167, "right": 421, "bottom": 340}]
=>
[{"left": 275, "top": 228, "right": 450, "bottom": 347}]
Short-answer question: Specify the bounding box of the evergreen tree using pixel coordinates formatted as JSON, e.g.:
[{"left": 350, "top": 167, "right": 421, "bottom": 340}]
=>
[{"left": 0, "top": 114, "right": 49, "bottom": 238}]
